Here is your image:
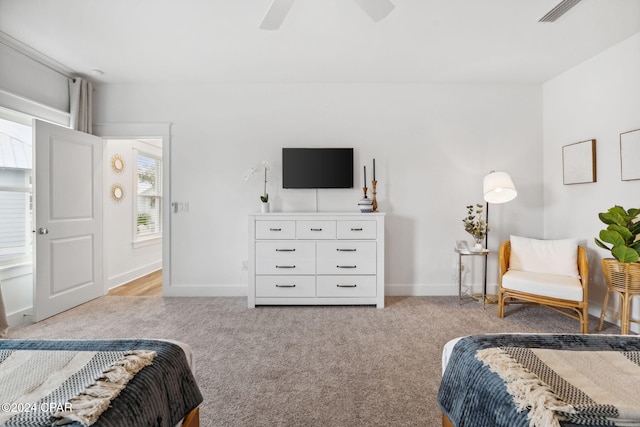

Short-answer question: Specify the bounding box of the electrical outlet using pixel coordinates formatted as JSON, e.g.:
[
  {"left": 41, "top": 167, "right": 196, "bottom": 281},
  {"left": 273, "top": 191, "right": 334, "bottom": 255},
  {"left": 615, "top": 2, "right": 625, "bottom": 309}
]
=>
[{"left": 241, "top": 260, "right": 248, "bottom": 271}]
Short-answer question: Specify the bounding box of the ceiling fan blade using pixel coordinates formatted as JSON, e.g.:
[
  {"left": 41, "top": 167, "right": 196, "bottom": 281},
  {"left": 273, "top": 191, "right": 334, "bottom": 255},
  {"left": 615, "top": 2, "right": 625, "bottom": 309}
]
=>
[
  {"left": 259, "top": 0, "right": 295, "bottom": 30},
  {"left": 538, "top": 0, "right": 582, "bottom": 22},
  {"left": 352, "top": 0, "right": 395, "bottom": 22}
]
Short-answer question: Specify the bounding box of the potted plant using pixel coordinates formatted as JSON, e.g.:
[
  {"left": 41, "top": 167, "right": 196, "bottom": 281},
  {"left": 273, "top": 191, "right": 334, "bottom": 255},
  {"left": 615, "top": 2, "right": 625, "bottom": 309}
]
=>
[
  {"left": 463, "top": 203, "right": 488, "bottom": 250},
  {"left": 594, "top": 205, "right": 640, "bottom": 334},
  {"left": 595, "top": 205, "right": 640, "bottom": 263}
]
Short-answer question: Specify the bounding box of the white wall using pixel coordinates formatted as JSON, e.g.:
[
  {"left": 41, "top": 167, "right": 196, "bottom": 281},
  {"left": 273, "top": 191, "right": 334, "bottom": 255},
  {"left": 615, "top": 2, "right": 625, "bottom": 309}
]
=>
[
  {"left": 105, "top": 139, "right": 163, "bottom": 289},
  {"left": 543, "top": 32, "right": 640, "bottom": 327},
  {"left": 0, "top": 43, "right": 69, "bottom": 114},
  {"left": 94, "top": 83, "right": 543, "bottom": 296}
]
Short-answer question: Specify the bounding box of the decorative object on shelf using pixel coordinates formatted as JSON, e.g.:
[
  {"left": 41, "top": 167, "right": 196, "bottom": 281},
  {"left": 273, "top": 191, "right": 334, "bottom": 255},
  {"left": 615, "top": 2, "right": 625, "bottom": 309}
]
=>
[
  {"left": 358, "top": 192, "right": 373, "bottom": 213},
  {"left": 595, "top": 205, "right": 640, "bottom": 334},
  {"left": 111, "top": 154, "right": 125, "bottom": 173},
  {"left": 243, "top": 161, "right": 270, "bottom": 211},
  {"left": 358, "top": 165, "right": 373, "bottom": 213},
  {"left": 463, "top": 204, "right": 488, "bottom": 250},
  {"left": 371, "top": 158, "right": 378, "bottom": 212},
  {"left": 111, "top": 183, "right": 125, "bottom": 202},
  {"left": 562, "top": 139, "right": 596, "bottom": 185},
  {"left": 620, "top": 129, "right": 640, "bottom": 181}
]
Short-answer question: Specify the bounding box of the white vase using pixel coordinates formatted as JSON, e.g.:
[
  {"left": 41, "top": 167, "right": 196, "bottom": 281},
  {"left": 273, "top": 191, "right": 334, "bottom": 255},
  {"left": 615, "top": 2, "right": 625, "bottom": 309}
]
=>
[
  {"left": 260, "top": 202, "right": 270, "bottom": 213},
  {"left": 474, "top": 237, "right": 483, "bottom": 251}
]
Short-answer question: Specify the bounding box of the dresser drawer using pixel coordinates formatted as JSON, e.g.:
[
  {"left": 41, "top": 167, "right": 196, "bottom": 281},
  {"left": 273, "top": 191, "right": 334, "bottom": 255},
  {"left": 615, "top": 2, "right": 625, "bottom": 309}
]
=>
[
  {"left": 337, "top": 220, "right": 377, "bottom": 239},
  {"left": 255, "top": 221, "right": 296, "bottom": 239},
  {"left": 256, "top": 276, "right": 316, "bottom": 297},
  {"left": 296, "top": 221, "right": 336, "bottom": 239},
  {"left": 316, "top": 241, "right": 376, "bottom": 275},
  {"left": 317, "top": 275, "right": 377, "bottom": 297},
  {"left": 255, "top": 241, "right": 315, "bottom": 274}
]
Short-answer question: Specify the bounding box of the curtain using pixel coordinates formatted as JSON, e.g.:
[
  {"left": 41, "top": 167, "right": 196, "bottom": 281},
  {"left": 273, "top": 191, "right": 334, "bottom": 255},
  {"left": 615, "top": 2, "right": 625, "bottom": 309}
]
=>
[
  {"left": 0, "top": 283, "right": 8, "bottom": 338},
  {"left": 69, "top": 77, "right": 93, "bottom": 134}
]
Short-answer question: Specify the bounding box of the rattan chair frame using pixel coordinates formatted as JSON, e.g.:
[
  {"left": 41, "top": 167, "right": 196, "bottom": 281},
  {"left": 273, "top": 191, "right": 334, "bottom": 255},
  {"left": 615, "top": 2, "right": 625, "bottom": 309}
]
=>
[
  {"left": 598, "top": 258, "right": 640, "bottom": 334},
  {"left": 498, "top": 240, "right": 589, "bottom": 334}
]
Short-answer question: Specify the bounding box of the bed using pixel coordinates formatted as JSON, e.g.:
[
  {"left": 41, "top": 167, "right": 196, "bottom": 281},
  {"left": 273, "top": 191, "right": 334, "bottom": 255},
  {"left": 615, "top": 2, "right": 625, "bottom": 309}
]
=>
[
  {"left": 0, "top": 338, "right": 203, "bottom": 427},
  {"left": 438, "top": 334, "right": 640, "bottom": 427}
]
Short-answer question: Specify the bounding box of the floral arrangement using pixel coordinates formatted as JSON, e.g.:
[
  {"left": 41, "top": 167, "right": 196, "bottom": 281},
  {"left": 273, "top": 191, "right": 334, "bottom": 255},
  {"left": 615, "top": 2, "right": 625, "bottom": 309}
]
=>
[
  {"left": 463, "top": 204, "right": 489, "bottom": 242},
  {"left": 243, "top": 161, "right": 270, "bottom": 202}
]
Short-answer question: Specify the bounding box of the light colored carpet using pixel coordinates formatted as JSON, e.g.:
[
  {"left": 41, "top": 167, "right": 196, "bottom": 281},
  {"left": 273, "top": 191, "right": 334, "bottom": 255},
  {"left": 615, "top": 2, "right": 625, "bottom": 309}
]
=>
[{"left": 10, "top": 296, "right": 619, "bottom": 426}]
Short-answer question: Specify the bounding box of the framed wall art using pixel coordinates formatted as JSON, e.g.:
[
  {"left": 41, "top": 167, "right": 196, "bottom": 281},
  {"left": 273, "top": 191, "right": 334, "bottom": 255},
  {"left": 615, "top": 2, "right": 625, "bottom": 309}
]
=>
[
  {"left": 620, "top": 128, "right": 640, "bottom": 181},
  {"left": 562, "top": 139, "right": 596, "bottom": 185}
]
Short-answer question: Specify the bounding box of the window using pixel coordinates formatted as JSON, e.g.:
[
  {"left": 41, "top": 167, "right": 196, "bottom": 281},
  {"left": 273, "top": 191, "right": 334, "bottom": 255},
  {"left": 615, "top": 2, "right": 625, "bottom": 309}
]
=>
[
  {"left": 135, "top": 149, "right": 162, "bottom": 239},
  {"left": 0, "top": 118, "right": 33, "bottom": 265}
]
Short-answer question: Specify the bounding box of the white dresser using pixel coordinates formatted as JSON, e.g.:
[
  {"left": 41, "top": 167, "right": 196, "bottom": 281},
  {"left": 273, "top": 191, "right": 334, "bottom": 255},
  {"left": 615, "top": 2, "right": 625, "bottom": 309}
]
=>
[{"left": 248, "top": 212, "right": 385, "bottom": 308}]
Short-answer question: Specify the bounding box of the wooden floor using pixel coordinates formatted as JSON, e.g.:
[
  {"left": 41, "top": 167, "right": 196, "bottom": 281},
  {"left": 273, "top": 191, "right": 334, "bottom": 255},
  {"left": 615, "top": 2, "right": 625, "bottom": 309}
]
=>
[{"left": 107, "top": 270, "right": 162, "bottom": 296}]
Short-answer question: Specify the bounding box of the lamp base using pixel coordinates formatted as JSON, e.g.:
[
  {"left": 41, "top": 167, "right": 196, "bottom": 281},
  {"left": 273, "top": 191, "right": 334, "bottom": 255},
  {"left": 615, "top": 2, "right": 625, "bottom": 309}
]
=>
[{"left": 471, "top": 293, "right": 498, "bottom": 304}]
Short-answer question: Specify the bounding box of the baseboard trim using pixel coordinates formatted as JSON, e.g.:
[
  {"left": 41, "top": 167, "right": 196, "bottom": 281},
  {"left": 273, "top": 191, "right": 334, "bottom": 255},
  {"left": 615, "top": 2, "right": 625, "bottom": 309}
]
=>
[
  {"left": 7, "top": 307, "right": 33, "bottom": 329},
  {"left": 108, "top": 261, "right": 162, "bottom": 290},
  {"left": 162, "top": 284, "right": 247, "bottom": 297}
]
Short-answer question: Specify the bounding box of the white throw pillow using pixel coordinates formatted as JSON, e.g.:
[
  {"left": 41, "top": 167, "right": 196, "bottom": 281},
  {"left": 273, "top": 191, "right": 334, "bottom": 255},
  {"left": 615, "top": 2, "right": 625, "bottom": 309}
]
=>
[{"left": 509, "top": 235, "right": 580, "bottom": 278}]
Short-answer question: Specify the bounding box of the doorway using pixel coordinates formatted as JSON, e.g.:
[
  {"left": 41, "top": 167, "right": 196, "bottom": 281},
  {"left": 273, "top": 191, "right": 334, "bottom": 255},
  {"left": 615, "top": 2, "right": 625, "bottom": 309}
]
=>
[{"left": 104, "top": 138, "right": 163, "bottom": 295}]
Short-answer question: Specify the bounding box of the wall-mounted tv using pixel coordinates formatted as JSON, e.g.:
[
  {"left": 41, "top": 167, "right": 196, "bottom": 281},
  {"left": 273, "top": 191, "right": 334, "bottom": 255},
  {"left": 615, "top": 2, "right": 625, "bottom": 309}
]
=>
[{"left": 282, "top": 148, "right": 353, "bottom": 189}]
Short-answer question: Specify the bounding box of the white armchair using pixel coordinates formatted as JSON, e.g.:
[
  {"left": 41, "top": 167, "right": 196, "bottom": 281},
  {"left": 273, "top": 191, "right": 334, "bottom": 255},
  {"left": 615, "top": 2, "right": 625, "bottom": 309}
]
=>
[{"left": 498, "top": 236, "right": 589, "bottom": 334}]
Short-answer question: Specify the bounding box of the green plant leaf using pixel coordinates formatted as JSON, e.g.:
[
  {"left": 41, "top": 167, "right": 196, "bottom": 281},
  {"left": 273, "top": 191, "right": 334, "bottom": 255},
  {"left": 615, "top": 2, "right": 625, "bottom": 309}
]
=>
[
  {"left": 598, "top": 212, "right": 616, "bottom": 225},
  {"left": 601, "top": 211, "right": 626, "bottom": 227},
  {"left": 628, "top": 208, "right": 640, "bottom": 218},
  {"left": 608, "top": 224, "right": 633, "bottom": 242},
  {"left": 612, "top": 245, "right": 640, "bottom": 263},
  {"left": 594, "top": 238, "right": 610, "bottom": 250},
  {"left": 600, "top": 229, "right": 626, "bottom": 247}
]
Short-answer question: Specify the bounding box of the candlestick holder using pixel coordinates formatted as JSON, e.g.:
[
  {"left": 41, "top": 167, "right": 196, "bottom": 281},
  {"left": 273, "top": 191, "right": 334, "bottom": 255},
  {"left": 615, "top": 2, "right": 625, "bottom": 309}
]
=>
[
  {"left": 358, "top": 186, "right": 373, "bottom": 213},
  {"left": 371, "top": 180, "right": 378, "bottom": 212}
]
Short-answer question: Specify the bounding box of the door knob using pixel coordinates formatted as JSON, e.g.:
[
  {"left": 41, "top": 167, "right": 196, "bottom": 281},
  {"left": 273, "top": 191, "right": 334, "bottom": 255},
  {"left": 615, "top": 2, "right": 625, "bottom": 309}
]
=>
[{"left": 38, "top": 227, "right": 49, "bottom": 235}]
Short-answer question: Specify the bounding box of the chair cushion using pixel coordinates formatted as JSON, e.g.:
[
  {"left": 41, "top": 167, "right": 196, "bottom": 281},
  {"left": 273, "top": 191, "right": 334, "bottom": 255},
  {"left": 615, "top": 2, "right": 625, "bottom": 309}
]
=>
[
  {"left": 502, "top": 270, "right": 583, "bottom": 301},
  {"left": 509, "top": 235, "right": 579, "bottom": 278}
]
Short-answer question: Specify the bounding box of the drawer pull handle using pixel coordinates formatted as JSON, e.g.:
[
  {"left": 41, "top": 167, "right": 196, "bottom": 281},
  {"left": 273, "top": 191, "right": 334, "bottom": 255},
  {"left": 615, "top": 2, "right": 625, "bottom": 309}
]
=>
[
  {"left": 337, "top": 248, "right": 357, "bottom": 252},
  {"left": 276, "top": 265, "right": 296, "bottom": 269},
  {"left": 310, "top": 228, "right": 323, "bottom": 231},
  {"left": 276, "top": 284, "right": 296, "bottom": 288},
  {"left": 351, "top": 228, "right": 363, "bottom": 231},
  {"left": 337, "top": 284, "right": 357, "bottom": 288},
  {"left": 269, "top": 228, "right": 282, "bottom": 231},
  {"left": 337, "top": 265, "right": 357, "bottom": 269},
  {"left": 275, "top": 248, "right": 296, "bottom": 252}
]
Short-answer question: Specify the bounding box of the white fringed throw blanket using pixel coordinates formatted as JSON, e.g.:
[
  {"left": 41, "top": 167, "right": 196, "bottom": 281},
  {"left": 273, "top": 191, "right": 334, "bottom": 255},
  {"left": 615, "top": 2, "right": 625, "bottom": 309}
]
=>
[
  {"left": 0, "top": 349, "right": 155, "bottom": 426},
  {"left": 477, "top": 347, "right": 640, "bottom": 427}
]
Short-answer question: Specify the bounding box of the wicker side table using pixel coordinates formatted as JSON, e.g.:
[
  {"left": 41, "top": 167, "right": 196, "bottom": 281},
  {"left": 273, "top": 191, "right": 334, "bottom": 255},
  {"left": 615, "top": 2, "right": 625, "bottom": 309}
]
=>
[{"left": 598, "top": 258, "right": 640, "bottom": 334}]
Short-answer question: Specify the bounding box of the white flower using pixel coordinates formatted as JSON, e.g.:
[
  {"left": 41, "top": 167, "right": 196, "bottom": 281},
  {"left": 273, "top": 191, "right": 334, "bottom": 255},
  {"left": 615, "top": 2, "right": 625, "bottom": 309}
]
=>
[{"left": 244, "top": 161, "right": 270, "bottom": 202}]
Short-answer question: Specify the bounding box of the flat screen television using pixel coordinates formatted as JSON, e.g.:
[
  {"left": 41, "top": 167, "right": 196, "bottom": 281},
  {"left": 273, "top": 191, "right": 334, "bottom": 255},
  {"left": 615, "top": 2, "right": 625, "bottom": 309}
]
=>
[{"left": 282, "top": 148, "right": 353, "bottom": 189}]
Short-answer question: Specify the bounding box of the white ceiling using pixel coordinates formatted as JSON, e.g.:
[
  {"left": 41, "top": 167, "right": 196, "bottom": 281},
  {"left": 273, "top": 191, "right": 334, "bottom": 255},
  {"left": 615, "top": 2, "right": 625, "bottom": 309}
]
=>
[{"left": 1, "top": 0, "right": 639, "bottom": 85}]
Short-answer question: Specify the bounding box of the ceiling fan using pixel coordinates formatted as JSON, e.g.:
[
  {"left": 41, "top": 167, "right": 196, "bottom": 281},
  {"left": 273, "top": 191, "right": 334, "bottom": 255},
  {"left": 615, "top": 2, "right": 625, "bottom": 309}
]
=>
[{"left": 260, "top": 0, "right": 395, "bottom": 30}]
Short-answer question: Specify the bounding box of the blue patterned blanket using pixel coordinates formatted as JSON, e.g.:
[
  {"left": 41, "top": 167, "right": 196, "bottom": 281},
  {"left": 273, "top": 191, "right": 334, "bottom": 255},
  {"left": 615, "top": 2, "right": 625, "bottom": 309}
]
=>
[
  {"left": 0, "top": 339, "right": 203, "bottom": 427},
  {"left": 438, "top": 334, "right": 640, "bottom": 427}
]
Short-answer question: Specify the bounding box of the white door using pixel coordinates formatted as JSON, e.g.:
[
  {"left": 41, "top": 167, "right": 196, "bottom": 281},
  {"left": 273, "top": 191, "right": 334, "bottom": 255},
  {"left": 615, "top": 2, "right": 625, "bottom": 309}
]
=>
[{"left": 33, "top": 120, "right": 103, "bottom": 321}]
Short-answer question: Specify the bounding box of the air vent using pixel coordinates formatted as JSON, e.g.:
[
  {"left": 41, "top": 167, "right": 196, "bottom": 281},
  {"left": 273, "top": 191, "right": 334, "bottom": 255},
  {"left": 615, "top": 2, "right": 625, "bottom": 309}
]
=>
[{"left": 538, "top": 0, "right": 582, "bottom": 22}]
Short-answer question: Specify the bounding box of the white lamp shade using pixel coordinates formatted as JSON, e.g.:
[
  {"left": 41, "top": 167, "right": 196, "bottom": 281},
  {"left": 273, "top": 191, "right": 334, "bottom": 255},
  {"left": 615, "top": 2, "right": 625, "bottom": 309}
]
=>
[{"left": 483, "top": 171, "right": 517, "bottom": 204}]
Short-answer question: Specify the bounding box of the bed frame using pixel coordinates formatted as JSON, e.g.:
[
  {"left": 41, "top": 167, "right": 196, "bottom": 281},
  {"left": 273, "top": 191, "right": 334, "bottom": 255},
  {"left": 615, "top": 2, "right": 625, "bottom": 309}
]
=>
[
  {"left": 183, "top": 407, "right": 200, "bottom": 427},
  {"left": 442, "top": 413, "right": 454, "bottom": 427}
]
